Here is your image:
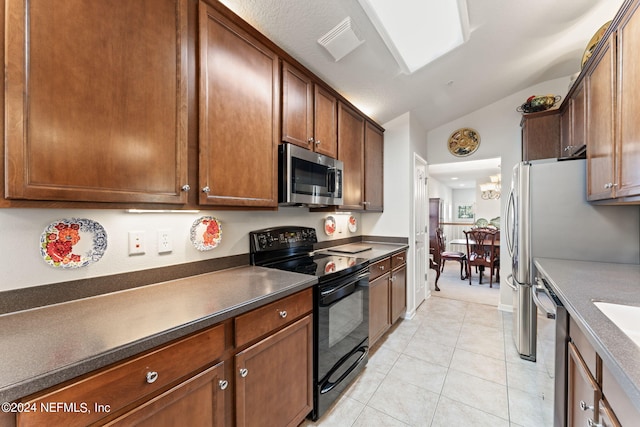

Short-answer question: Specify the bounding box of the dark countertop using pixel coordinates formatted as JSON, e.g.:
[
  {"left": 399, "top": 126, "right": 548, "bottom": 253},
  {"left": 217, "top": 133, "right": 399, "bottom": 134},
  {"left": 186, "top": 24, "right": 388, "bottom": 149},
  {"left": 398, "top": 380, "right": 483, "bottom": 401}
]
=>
[
  {"left": 317, "top": 241, "right": 408, "bottom": 263},
  {"left": 0, "top": 241, "right": 407, "bottom": 404},
  {"left": 534, "top": 258, "right": 640, "bottom": 411},
  {"left": 0, "top": 266, "right": 316, "bottom": 403}
]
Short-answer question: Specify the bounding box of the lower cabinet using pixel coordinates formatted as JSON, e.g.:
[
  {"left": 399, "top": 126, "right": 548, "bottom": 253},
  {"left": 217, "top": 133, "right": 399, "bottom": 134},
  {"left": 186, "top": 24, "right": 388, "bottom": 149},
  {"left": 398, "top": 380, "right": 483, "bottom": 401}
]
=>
[
  {"left": 369, "top": 251, "right": 407, "bottom": 347},
  {"left": 14, "top": 288, "right": 314, "bottom": 427},
  {"left": 106, "top": 362, "right": 226, "bottom": 427},
  {"left": 567, "top": 317, "right": 639, "bottom": 427},
  {"left": 235, "top": 316, "right": 313, "bottom": 427}
]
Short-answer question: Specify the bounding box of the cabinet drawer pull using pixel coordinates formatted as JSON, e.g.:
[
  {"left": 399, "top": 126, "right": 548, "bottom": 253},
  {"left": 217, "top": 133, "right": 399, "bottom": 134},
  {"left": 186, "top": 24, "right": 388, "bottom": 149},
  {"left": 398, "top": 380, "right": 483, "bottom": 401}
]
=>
[
  {"left": 239, "top": 368, "right": 249, "bottom": 378},
  {"left": 397, "top": 256, "right": 404, "bottom": 261},
  {"left": 379, "top": 265, "right": 385, "bottom": 270},
  {"left": 279, "top": 310, "right": 288, "bottom": 319},
  {"left": 145, "top": 371, "right": 159, "bottom": 384},
  {"left": 579, "top": 400, "right": 594, "bottom": 411},
  {"left": 218, "top": 380, "right": 228, "bottom": 390},
  {"left": 587, "top": 419, "right": 603, "bottom": 427}
]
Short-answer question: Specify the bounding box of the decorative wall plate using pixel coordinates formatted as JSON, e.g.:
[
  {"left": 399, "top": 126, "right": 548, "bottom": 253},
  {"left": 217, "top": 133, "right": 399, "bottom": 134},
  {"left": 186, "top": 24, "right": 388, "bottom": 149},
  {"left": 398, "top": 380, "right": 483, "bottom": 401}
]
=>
[
  {"left": 324, "top": 216, "right": 336, "bottom": 236},
  {"left": 581, "top": 21, "right": 611, "bottom": 68},
  {"left": 348, "top": 215, "right": 357, "bottom": 233},
  {"left": 40, "top": 218, "right": 107, "bottom": 268},
  {"left": 448, "top": 128, "right": 480, "bottom": 157},
  {"left": 190, "top": 216, "right": 222, "bottom": 251}
]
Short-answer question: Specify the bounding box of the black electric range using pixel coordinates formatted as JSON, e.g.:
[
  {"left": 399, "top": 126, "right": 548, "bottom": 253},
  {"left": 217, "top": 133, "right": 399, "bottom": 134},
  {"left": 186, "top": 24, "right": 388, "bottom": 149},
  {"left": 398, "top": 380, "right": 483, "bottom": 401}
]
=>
[{"left": 249, "top": 226, "right": 370, "bottom": 420}]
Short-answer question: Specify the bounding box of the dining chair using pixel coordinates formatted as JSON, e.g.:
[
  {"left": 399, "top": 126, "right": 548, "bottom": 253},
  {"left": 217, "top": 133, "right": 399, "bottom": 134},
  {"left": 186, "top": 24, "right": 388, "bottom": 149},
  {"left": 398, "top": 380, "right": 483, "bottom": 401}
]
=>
[
  {"left": 435, "top": 228, "right": 467, "bottom": 282},
  {"left": 464, "top": 228, "right": 499, "bottom": 287}
]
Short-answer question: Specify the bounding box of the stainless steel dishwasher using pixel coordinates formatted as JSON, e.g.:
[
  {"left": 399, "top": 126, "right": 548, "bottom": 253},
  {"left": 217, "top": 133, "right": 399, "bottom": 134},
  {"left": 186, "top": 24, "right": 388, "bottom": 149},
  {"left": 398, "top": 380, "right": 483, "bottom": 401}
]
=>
[{"left": 532, "top": 266, "right": 568, "bottom": 427}]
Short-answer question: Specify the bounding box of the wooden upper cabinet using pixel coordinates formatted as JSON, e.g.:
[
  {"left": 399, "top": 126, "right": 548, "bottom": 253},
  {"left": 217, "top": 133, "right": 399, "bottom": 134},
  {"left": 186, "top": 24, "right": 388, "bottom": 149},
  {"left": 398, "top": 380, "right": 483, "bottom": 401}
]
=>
[
  {"left": 281, "top": 62, "right": 314, "bottom": 150},
  {"left": 521, "top": 110, "right": 561, "bottom": 161},
  {"left": 198, "top": 2, "right": 279, "bottom": 207},
  {"left": 561, "top": 81, "right": 586, "bottom": 158},
  {"left": 615, "top": 0, "right": 640, "bottom": 199},
  {"left": 586, "top": 33, "right": 616, "bottom": 201},
  {"left": 281, "top": 61, "right": 337, "bottom": 158},
  {"left": 4, "top": 0, "right": 189, "bottom": 204},
  {"left": 337, "top": 102, "right": 365, "bottom": 210},
  {"left": 364, "top": 121, "right": 384, "bottom": 211}
]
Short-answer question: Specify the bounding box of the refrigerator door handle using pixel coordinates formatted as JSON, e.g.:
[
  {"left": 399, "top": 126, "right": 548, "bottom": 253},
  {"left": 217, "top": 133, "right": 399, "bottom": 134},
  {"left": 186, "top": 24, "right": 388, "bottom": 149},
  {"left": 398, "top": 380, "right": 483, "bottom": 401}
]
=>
[
  {"left": 505, "top": 187, "right": 516, "bottom": 257},
  {"left": 506, "top": 274, "right": 517, "bottom": 290}
]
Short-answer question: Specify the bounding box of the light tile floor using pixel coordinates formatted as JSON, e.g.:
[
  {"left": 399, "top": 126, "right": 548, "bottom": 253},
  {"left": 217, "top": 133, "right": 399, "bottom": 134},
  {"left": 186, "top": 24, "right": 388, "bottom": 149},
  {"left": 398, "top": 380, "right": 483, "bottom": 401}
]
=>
[{"left": 301, "top": 287, "right": 554, "bottom": 426}]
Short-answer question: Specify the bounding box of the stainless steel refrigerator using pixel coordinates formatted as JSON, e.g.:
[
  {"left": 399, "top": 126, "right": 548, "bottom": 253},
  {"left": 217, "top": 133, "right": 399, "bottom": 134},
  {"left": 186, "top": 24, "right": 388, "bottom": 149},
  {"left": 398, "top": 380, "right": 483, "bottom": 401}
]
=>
[{"left": 504, "top": 159, "right": 640, "bottom": 361}]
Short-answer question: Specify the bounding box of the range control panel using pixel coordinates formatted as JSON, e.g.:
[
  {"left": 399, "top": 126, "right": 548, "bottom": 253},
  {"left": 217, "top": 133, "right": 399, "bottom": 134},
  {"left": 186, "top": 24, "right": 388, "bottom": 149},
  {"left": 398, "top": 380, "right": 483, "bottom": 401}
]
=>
[{"left": 250, "top": 226, "right": 318, "bottom": 252}]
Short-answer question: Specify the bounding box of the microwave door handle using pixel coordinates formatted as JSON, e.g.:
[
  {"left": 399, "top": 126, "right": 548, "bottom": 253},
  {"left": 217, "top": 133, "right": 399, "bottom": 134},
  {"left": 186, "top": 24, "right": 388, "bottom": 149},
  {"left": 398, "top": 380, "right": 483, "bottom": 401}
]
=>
[{"left": 327, "top": 168, "right": 336, "bottom": 193}]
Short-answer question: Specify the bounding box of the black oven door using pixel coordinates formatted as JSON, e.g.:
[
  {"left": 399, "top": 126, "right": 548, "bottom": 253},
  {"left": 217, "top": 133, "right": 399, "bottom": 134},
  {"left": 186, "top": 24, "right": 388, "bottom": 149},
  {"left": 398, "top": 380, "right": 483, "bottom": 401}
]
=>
[{"left": 314, "top": 268, "right": 369, "bottom": 419}]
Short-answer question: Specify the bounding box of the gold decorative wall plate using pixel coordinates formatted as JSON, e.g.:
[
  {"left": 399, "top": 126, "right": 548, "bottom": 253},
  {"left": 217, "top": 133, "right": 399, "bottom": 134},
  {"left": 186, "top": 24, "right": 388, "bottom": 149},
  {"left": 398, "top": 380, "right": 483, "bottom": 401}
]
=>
[
  {"left": 448, "top": 128, "right": 480, "bottom": 157},
  {"left": 581, "top": 21, "right": 611, "bottom": 68}
]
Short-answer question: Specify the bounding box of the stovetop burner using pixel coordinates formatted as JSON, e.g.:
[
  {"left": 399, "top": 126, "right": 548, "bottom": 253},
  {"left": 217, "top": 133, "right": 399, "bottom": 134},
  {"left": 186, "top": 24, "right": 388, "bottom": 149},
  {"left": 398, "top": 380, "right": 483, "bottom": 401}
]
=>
[{"left": 249, "top": 226, "right": 369, "bottom": 281}]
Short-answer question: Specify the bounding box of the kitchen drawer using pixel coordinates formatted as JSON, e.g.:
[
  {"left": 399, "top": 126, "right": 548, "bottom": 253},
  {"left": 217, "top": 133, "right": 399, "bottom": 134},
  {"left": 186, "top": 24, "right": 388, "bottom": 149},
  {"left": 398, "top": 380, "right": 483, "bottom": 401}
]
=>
[
  {"left": 391, "top": 251, "right": 406, "bottom": 269},
  {"left": 18, "top": 323, "right": 226, "bottom": 427},
  {"left": 369, "top": 258, "right": 391, "bottom": 281},
  {"left": 235, "top": 288, "right": 312, "bottom": 348},
  {"left": 570, "top": 317, "right": 597, "bottom": 378}
]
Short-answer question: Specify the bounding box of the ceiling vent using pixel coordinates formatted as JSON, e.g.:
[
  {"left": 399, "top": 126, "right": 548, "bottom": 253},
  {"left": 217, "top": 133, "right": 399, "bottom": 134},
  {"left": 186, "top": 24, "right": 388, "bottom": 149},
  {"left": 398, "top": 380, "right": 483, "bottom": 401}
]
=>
[{"left": 317, "top": 17, "right": 365, "bottom": 62}]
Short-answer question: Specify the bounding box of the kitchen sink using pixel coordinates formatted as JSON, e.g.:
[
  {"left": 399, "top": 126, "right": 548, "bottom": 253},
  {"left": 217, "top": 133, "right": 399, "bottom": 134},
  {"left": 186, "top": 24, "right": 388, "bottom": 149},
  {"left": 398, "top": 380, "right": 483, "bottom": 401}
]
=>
[{"left": 593, "top": 302, "right": 640, "bottom": 348}]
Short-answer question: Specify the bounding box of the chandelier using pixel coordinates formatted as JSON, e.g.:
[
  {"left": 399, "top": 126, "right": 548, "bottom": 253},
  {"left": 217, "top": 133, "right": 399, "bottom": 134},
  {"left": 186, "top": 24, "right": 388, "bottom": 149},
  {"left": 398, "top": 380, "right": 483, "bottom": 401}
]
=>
[{"left": 480, "top": 174, "right": 501, "bottom": 200}]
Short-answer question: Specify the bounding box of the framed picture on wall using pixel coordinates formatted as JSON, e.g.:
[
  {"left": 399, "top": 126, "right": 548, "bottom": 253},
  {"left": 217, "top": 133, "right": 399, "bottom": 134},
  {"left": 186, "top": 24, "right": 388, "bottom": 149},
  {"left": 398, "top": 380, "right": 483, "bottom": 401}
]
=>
[{"left": 456, "top": 204, "right": 474, "bottom": 220}]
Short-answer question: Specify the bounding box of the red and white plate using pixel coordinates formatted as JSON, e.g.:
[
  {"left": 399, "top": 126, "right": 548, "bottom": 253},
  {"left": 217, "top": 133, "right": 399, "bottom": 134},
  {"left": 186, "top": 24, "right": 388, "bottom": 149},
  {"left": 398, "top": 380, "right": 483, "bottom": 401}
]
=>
[{"left": 324, "top": 216, "right": 336, "bottom": 236}]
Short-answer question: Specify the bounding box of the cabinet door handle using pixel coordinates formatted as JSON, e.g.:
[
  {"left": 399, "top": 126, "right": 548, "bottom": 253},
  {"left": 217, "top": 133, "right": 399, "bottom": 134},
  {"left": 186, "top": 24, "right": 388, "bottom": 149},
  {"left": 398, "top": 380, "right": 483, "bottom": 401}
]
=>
[
  {"left": 146, "top": 371, "right": 159, "bottom": 384},
  {"left": 202, "top": 186, "right": 211, "bottom": 193},
  {"left": 579, "top": 400, "right": 594, "bottom": 411},
  {"left": 279, "top": 310, "right": 288, "bottom": 319},
  {"left": 315, "top": 139, "right": 321, "bottom": 146},
  {"left": 308, "top": 137, "right": 315, "bottom": 144},
  {"left": 239, "top": 368, "right": 249, "bottom": 378},
  {"left": 587, "top": 419, "right": 603, "bottom": 427},
  {"left": 181, "top": 184, "right": 190, "bottom": 192},
  {"left": 218, "top": 380, "right": 228, "bottom": 390}
]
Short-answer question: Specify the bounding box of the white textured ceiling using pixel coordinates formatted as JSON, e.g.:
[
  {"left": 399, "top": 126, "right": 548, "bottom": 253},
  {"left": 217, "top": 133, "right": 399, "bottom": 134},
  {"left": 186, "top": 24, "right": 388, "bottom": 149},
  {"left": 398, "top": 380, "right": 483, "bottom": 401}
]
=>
[{"left": 218, "top": 0, "right": 624, "bottom": 131}]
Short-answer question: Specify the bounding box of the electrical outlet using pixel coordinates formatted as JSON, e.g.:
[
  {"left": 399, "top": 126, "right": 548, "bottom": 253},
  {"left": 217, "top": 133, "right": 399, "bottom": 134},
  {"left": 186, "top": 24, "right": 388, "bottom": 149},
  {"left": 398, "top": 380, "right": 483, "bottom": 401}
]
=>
[
  {"left": 158, "top": 229, "right": 172, "bottom": 254},
  {"left": 128, "top": 231, "right": 146, "bottom": 255}
]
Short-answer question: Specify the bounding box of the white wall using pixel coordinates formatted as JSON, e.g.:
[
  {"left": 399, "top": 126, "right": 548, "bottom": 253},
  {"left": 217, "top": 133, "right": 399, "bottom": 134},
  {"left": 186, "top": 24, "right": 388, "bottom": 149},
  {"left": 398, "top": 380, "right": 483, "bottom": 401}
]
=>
[
  {"left": 0, "top": 208, "right": 361, "bottom": 291},
  {"left": 426, "top": 75, "right": 574, "bottom": 309}
]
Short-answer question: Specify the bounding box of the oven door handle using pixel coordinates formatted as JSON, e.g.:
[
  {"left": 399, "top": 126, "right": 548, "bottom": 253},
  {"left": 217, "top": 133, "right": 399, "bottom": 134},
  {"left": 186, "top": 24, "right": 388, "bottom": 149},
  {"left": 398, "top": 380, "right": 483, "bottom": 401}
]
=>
[
  {"left": 320, "top": 272, "right": 369, "bottom": 304},
  {"left": 532, "top": 277, "right": 556, "bottom": 319},
  {"left": 319, "top": 345, "right": 368, "bottom": 394}
]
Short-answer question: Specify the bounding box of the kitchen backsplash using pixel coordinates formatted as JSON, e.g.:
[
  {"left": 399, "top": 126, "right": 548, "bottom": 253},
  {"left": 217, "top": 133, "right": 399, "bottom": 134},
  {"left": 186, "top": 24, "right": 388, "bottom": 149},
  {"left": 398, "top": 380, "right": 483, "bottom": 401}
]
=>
[{"left": 0, "top": 207, "right": 364, "bottom": 292}]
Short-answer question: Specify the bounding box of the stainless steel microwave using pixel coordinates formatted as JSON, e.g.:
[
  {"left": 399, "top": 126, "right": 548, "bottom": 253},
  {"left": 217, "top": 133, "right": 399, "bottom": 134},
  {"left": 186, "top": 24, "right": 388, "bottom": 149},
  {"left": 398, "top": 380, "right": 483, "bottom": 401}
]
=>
[{"left": 279, "top": 143, "right": 343, "bottom": 206}]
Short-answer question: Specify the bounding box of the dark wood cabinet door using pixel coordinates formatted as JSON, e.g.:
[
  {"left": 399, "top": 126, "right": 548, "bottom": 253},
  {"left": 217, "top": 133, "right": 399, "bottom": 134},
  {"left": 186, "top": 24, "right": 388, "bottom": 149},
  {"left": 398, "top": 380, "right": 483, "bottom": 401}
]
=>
[
  {"left": 364, "top": 122, "right": 384, "bottom": 211},
  {"left": 314, "top": 85, "right": 338, "bottom": 158},
  {"left": 4, "top": 0, "right": 188, "bottom": 203},
  {"left": 107, "top": 362, "right": 226, "bottom": 427},
  {"left": 281, "top": 62, "right": 314, "bottom": 150},
  {"left": 235, "top": 315, "right": 313, "bottom": 427},
  {"left": 390, "top": 265, "right": 406, "bottom": 324},
  {"left": 198, "top": 2, "right": 279, "bottom": 207},
  {"left": 521, "top": 111, "right": 560, "bottom": 161},
  {"left": 369, "top": 273, "right": 390, "bottom": 347},
  {"left": 616, "top": 2, "right": 640, "bottom": 199},
  {"left": 338, "top": 102, "right": 365, "bottom": 210},
  {"left": 586, "top": 33, "right": 616, "bottom": 201},
  {"left": 572, "top": 82, "right": 586, "bottom": 153},
  {"left": 567, "top": 342, "right": 601, "bottom": 427}
]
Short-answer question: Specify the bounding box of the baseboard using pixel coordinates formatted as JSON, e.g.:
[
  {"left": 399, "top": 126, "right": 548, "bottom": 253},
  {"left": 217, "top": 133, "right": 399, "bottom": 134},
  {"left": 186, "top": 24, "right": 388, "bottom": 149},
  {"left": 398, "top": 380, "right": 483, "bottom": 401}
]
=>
[{"left": 498, "top": 303, "right": 514, "bottom": 312}]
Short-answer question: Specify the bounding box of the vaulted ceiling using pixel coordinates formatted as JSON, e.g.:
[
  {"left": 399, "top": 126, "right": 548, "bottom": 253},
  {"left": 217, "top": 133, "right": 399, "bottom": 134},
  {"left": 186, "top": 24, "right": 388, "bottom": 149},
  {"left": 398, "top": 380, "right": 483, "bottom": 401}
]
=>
[{"left": 219, "top": 0, "right": 624, "bottom": 131}]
